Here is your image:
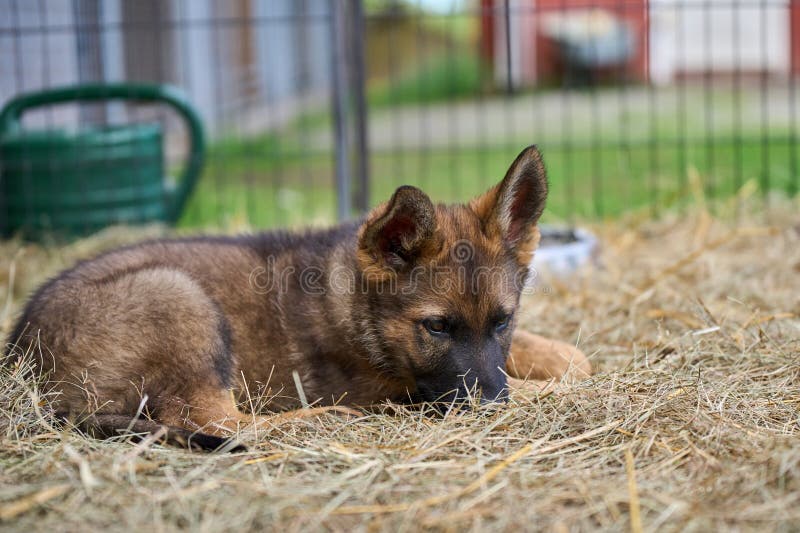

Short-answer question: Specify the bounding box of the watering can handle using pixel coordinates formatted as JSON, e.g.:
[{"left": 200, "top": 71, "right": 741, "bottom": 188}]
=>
[{"left": 0, "top": 83, "right": 205, "bottom": 223}]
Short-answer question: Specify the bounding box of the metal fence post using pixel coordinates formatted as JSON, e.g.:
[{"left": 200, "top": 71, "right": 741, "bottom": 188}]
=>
[
  {"left": 350, "top": 0, "right": 369, "bottom": 214},
  {"left": 330, "top": 0, "right": 369, "bottom": 222},
  {"left": 331, "top": 0, "right": 352, "bottom": 221}
]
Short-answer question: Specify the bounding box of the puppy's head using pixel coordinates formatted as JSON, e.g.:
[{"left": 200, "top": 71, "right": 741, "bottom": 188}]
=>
[{"left": 356, "top": 146, "right": 548, "bottom": 406}]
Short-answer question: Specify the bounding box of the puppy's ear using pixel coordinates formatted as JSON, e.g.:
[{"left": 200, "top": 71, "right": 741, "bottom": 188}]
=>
[
  {"left": 470, "top": 145, "right": 548, "bottom": 265},
  {"left": 358, "top": 186, "right": 438, "bottom": 275}
]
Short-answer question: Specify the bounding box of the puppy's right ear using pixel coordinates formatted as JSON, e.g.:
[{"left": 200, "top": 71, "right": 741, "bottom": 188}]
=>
[
  {"left": 357, "top": 186, "right": 438, "bottom": 276},
  {"left": 470, "top": 145, "right": 548, "bottom": 267}
]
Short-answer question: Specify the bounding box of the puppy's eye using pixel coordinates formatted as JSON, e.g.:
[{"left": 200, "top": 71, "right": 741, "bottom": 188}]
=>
[
  {"left": 423, "top": 318, "right": 448, "bottom": 336},
  {"left": 495, "top": 315, "right": 512, "bottom": 333}
]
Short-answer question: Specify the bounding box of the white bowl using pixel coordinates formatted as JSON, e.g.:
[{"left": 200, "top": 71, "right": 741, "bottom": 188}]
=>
[{"left": 529, "top": 226, "right": 597, "bottom": 285}]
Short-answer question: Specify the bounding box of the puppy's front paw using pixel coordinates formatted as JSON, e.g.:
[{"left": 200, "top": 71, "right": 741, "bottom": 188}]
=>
[{"left": 508, "top": 330, "right": 592, "bottom": 381}]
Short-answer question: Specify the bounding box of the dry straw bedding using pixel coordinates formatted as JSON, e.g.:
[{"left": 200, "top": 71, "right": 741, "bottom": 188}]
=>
[{"left": 0, "top": 206, "right": 798, "bottom": 532}]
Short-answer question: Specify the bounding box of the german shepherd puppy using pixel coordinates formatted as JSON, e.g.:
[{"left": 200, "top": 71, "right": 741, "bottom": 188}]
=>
[{"left": 4, "top": 146, "right": 590, "bottom": 450}]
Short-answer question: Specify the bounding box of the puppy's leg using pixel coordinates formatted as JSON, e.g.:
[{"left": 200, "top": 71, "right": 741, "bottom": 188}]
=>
[
  {"left": 30, "top": 267, "right": 263, "bottom": 439},
  {"left": 507, "top": 330, "right": 591, "bottom": 381},
  {"left": 78, "top": 413, "right": 247, "bottom": 452},
  {"left": 160, "top": 388, "right": 361, "bottom": 436},
  {"left": 158, "top": 387, "right": 265, "bottom": 436},
  {"left": 264, "top": 405, "right": 361, "bottom": 424}
]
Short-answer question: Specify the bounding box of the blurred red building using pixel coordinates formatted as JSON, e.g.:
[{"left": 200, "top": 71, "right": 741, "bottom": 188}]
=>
[{"left": 481, "top": 0, "right": 800, "bottom": 87}]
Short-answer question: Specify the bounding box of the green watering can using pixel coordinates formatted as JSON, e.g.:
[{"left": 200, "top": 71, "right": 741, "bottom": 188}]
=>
[{"left": 0, "top": 83, "right": 205, "bottom": 240}]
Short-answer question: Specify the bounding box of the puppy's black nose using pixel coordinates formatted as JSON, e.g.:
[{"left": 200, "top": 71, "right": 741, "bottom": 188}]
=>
[{"left": 479, "top": 387, "right": 509, "bottom": 405}]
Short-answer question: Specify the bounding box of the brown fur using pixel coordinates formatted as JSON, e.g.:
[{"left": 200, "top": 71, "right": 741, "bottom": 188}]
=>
[{"left": 4, "top": 146, "right": 591, "bottom": 450}]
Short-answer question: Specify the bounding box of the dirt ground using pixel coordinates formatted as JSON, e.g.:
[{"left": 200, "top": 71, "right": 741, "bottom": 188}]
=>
[{"left": 1, "top": 201, "right": 798, "bottom": 532}]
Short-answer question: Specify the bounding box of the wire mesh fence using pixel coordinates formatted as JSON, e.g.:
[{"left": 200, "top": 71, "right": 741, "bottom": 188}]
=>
[{"left": 0, "top": 0, "right": 798, "bottom": 237}]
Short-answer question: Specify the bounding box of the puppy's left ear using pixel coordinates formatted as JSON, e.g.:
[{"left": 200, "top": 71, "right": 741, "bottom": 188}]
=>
[
  {"left": 357, "top": 185, "right": 438, "bottom": 278},
  {"left": 470, "top": 145, "right": 548, "bottom": 265}
]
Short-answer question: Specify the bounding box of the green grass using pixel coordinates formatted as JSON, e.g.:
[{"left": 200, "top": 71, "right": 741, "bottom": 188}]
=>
[
  {"left": 367, "top": 52, "right": 485, "bottom": 109},
  {"left": 179, "top": 137, "right": 798, "bottom": 230},
  {"left": 180, "top": 152, "right": 336, "bottom": 229},
  {"left": 183, "top": 77, "right": 799, "bottom": 230}
]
